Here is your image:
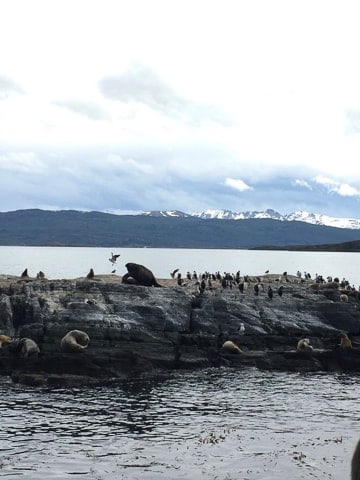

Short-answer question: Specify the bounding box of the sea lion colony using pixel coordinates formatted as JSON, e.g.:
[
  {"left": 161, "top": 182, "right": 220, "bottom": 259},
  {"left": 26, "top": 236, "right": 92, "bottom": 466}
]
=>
[{"left": 1, "top": 261, "right": 358, "bottom": 359}]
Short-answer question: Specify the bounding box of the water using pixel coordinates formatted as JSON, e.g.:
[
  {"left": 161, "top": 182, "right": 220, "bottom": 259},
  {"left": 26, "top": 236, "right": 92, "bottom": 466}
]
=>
[
  {"left": 0, "top": 246, "right": 359, "bottom": 287},
  {"left": 0, "top": 368, "right": 359, "bottom": 479}
]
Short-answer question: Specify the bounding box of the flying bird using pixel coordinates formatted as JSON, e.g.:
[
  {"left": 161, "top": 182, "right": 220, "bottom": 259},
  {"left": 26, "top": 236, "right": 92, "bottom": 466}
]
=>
[
  {"left": 170, "top": 268, "right": 179, "bottom": 278},
  {"left": 109, "top": 252, "right": 121, "bottom": 265}
]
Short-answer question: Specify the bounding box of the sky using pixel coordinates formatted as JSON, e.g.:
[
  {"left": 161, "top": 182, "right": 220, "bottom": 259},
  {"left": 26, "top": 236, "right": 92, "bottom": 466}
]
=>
[{"left": 1, "top": 0, "right": 360, "bottom": 218}]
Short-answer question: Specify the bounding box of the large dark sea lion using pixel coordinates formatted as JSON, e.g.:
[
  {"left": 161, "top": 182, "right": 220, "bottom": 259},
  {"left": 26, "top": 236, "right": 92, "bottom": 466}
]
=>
[
  {"left": 122, "top": 262, "right": 162, "bottom": 287},
  {"left": 60, "top": 330, "right": 90, "bottom": 352}
]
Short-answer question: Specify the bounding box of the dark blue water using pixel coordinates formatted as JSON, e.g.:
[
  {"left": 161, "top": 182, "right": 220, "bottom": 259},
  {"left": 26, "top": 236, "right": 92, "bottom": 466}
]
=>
[{"left": 0, "top": 368, "right": 359, "bottom": 479}]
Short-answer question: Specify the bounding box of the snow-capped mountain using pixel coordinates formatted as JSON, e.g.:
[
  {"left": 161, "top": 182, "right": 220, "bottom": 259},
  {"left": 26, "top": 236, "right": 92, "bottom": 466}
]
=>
[
  {"left": 141, "top": 209, "right": 360, "bottom": 229},
  {"left": 141, "top": 210, "right": 192, "bottom": 218}
]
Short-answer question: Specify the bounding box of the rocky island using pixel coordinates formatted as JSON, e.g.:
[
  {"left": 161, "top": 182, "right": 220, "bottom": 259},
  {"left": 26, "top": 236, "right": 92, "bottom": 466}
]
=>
[{"left": 0, "top": 269, "right": 360, "bottom": 387}]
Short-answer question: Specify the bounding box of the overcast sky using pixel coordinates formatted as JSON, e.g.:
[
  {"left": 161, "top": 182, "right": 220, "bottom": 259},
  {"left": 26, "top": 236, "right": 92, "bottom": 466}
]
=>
[{"left": 1, "top": 0, "right": 360, "bottom": 218}]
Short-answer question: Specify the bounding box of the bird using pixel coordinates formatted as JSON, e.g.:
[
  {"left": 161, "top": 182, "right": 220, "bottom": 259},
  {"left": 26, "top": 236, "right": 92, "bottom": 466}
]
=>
[
  {"left": 265, "top": 270, "right": 269, "bottom": 274},
  {"left": 111, "top": 269, "right": 116, "bottom": 274},
  {"left": 254, "top": 284, "right": 259, "bottom": 296},
  {"left": 170, "top": 268, "right": 179, "bottom": 278},
  {"left": 239, "top": 282, "right": 244, "bottom": 293},
  {"left": 277, "top": 285, "right": 284, "bottom": 297},
  {"left": 109, "top": 252, "right": 120, "bottom": 265},
  {"left": 268, "top": 286, "right": 273, "bottom": 300},
  {"left": 86, "top": 268, "right": 95, "bottom": 279},
  {"left": 239, "top": 322, "right": 245, "bottom": 335}
]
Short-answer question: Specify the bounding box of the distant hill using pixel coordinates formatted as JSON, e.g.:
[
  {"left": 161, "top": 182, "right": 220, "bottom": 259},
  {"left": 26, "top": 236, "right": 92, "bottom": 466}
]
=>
[{"left": 0, "top": 209, "right": 360, "bottom": 248}]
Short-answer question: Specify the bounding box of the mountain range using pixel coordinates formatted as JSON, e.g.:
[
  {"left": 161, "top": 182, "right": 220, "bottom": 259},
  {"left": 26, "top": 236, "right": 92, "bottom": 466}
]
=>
[
  {"left": 141, "top": 209, "right": 360, "bottom": 230},
  {"left": 0, "top": 208, "right": 360, "bottom": 249}
]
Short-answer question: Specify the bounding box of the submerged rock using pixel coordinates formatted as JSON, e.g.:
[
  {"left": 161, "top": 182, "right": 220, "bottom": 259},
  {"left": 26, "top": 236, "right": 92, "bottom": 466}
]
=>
[{"left": 0, "top": 273, "right": 359, "bottom": 385}]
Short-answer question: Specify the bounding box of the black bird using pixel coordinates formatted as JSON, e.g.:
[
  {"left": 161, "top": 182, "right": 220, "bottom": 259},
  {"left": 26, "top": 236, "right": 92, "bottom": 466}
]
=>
[
  {"left": 170, "top": 268, "right": 179, "bottom": 278},
  {"left": 87, "top": 268, "right": 95, "bottom": 279},
  {"left": 200, "top": 279, "right": 206, "bottom": 292},
  {"left": 239, "top": 282, "right": 244, "bottom": 293},
  {"left": 265, "top": 269, "right": 269, "bottom": 274},
  {"left": 109, "top": 252, "right": 120, "bottom": 265},
  {"left": 277, "top": 285, "right": 284, "bottom": 297},
  {"left": 111, "top": 269, "right": 116, "bottom": 274},
  {"left": 268, "top": 286, "right": 273, "bottom": 300},
  {"left": 254, "top": 284, "right": 259, "bottom": 296}
]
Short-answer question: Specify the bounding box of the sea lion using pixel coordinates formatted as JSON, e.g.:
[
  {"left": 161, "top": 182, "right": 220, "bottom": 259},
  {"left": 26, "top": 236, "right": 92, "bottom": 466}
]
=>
[
  {"left": 60, "top": 330, "right": 90, "bottom": 352},
  {"left": 17, "top": 338, "right": 40, "bottom": 359},
  {"left": 340, "top": 332, "right": 352, "bottom": 349},
  {"left": 122, "top": 262, "right": 162, "bottom": 287},
  {"left": 296, "top": 338, "right": 313, "bottom": 352},
  {"left": 340, "top": 294, "right": 349, "bottom": 303},
  {"left": 0, "top": 334, "right": 12, "bottom": 348},
  {"left": 222, "top": 340, "right": 242, "bottom": 354},
  {"left": 352, "top": 439, "right": 360, "bottom": 480}
]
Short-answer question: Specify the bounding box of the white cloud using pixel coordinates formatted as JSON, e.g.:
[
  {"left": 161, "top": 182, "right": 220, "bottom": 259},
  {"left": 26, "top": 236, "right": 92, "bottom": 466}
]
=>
[
  {"left": 52, "top": 100, "right": 111, "bottom": 121},
  {"left": 315, "top": 175, "right": 360, "bottom": 197},
  {"left": 1, "top": 1, "right": 360, "bottom": 216},
  {"left": 0, "top": 75, "right": 25, "bottom": 99},
  {"left": 293, "top": 179, "right": 312, "bottom": 190},
  {"left": 224, "top": 178, "right": 253, "bottom": 192}
]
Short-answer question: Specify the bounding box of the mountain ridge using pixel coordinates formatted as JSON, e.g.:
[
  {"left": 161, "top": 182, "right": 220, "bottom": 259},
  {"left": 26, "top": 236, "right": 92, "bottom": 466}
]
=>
[
  {"left": 0, "top": 209, "right": 360, "bottom": 249},
  {"left": 141, "top": 209, "right": 360, "bottom": 230}
]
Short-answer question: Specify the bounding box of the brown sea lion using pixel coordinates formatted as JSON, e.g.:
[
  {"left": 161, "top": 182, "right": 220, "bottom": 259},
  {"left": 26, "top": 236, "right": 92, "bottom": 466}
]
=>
[
  {"left": 0, "top": 334, "right": 12, "bottom": 348},
  {"left": 340, "top": 332, "right": 352, "bottom": 349},
  {"left": 122, "top": 262, "right": 162, "bottom": 287},
  {"left": 222, "top": 340, "right": 242, "bottom": 353},
  {"left": 17, "top": 338, "right": 40, "bottom": 358},
  {"left": 60, "top": 330, "right": 90, "bottom": 352},
  {"left": 296, "top": 338, "right": 313, "bottom": 352}
]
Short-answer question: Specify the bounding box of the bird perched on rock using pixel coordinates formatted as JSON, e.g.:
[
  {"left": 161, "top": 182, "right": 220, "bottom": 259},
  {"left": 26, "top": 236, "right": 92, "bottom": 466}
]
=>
[
  {"left": 254, "top": 284, "right": 259, "bottom": 296},
  {"left": 277, "top": 285, "right": 284, "bottom": 297},
  {"left": 109, "top": 252, "right": 120, "bottom": 265},
  {"left": 268, "top": 286, "right": 273, "bottom": 300},
  {"left": 86, "top": 268, "right": 95, "bottom": 279}
]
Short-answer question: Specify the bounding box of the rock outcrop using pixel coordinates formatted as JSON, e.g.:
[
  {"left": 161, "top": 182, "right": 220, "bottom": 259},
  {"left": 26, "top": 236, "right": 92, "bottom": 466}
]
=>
[{"left": 0, "top": 274, "right": 359, "bottom": 386}]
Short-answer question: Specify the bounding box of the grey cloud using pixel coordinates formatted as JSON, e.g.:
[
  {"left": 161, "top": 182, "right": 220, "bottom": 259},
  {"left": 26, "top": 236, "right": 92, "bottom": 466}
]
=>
[
  {"left": 52, "top": 100, "right": 111, "bottom": 121},
  {"left": 98, "top": 63, "right": 234, "bottom": 126},
  {"left": 0, "top": 75, "right": 25, "bottom": 99}
]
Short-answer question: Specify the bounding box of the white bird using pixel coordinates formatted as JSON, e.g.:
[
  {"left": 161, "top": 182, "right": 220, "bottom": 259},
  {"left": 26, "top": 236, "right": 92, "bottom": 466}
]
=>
[
  {"left": 239, "top": 323, "right": 245, "bottom": 335},
  {"left": 109, "top": 252, "right": 120, "bottom": 265}
]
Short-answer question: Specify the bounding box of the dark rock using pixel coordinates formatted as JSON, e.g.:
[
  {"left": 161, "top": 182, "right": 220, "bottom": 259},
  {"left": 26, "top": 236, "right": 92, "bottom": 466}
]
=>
[{"left": 0, "top": 274, "right": 360, "bottom": 386}]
